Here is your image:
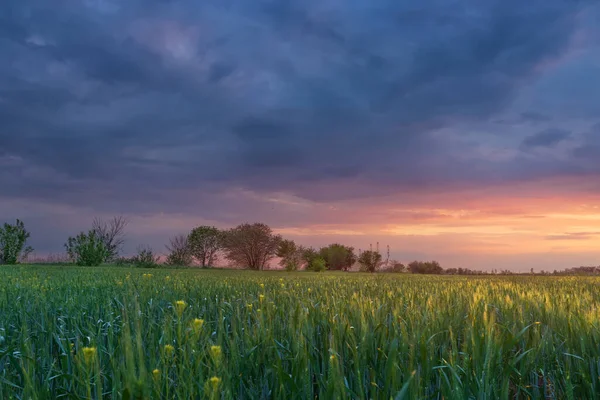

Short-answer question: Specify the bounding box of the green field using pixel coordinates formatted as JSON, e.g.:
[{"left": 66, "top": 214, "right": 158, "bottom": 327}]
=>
[{"left": 0, "top": 266, "right": 598, "bottom": 399}]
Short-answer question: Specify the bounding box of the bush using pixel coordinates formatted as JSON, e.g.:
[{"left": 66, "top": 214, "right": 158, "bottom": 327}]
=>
[
  {"left": 165, "top": 234, "right": 193, "bottom": 266},
  {"left": 307, "top": 257, "right": 327, "bottom": 272},
  {"left": 408, "top": 260, "right": 444, "bottom": 274},
  {"left": 391, "top": 262, "right": 406, "bottom": 273},
  {"left": 65, "top": 230, "right": 108, "bottom": 266},
  {"left": 132, "top": 246, "right": 160, "bottom": 268},
  {"left": 114, "top": 256, "right": 135, "bottom": 267},
  {"left": 0, "top": 219, "right": 33, "bottom": 265}
]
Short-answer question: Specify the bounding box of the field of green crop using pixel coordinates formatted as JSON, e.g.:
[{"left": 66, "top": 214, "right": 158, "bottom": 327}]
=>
[{"left": 0, "top": 266, "right": 598, "bottom": 399}]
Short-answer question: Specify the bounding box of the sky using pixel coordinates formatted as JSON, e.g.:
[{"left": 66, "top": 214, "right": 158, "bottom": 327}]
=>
[{"left": 1, "top": 0, "right": 600, "bottom": 271}]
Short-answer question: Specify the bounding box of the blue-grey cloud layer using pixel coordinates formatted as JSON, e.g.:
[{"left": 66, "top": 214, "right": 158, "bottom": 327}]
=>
[{"left": 1, "top": 0, "right": 599, "bottom": 219}]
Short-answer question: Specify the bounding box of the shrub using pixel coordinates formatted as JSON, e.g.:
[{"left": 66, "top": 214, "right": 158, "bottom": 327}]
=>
[
  {"left": 65, "top": 230, "right": 108, "bottom": 266},
  {"left": 114, "top": 256, "right": 135, "bottom": 267},
  {"left": 307, "top": 257, "right": 327, "bottom": 272},
  {"left": 92, "top": 216, "right": 128, "bottom": 262},
  {"left": 132, "top": 246, "right": 160, "bottom": 268},
  {"left": 391, "top": 262, "right": 406, "bottom": 273},
  {"left": 165, "top": 234, "right": 193, "bottom": 266},
  {"left": 0, "top": 219, "right": 33, "bottom": 265},
  {"left": 408, "top": 260, "right": 444, "bottom": 274}
]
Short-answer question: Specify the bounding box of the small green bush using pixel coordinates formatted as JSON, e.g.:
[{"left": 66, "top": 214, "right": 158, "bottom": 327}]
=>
[
  {"left": 0, "top": 219, "right": 33, "bottom": 265},
  {"left": 132, "top": 246, "right": 160, "bottom": 268},
  {"left": 307, "top": 257, "right": 327, "bottom": 272},
  {"left": 65, "top": 230, "right": 108, "bottom": 266}
]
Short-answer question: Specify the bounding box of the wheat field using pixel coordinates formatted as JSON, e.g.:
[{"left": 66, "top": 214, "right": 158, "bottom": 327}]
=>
[{"left": 0, "top": 266, "right": 598, "bottom": 399}]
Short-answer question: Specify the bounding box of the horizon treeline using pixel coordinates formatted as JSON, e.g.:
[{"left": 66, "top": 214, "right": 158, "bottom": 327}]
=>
[{"left": 1, "top": 217, "right": 598, "bottom": 275}]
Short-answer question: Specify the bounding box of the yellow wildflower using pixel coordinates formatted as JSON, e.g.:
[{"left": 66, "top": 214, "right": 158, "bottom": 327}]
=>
[
  {"left": 164, "top": 344, "right": 175, "bottom": 356},
  {"left": 209, "top": 376, "right": 221, "bottom": 390},
  {"left": 210, "top": 345, "right": 222, "bottom": 364},
  {"left": 175, "top": 300, "right": 187, "bottom": 316},
  {"left": 152, "top": 369, "right": 160, "bottom": 379},
  {"left": 193, "top": 318, "right": 204, "bottom": 332},
  {"left": 82, "top": 347, "right": 97, "bottom": 366},
  {"left": 246, "top": 303, "right": 253, "bottom": 311},
  {"left": 259, "top": 294, "right": 265, "bottom": 302}
]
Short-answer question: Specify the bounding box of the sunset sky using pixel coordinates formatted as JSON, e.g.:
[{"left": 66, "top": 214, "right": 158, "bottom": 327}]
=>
[{"left": 1, "top": 0, "right": 600, "bottom": 271}]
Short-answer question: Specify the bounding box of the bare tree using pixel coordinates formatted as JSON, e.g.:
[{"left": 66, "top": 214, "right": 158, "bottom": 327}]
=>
[
  {"left": 222, "top": 223, "right": 281, "bottom": 270},
  {"left": 165, "top": 234, "right": 193, "bottom": 266},
  {"left": 92, "top": 216, "right": 128, "bottom": 262}
]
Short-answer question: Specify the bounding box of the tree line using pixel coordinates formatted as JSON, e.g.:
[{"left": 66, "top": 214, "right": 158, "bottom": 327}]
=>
[
  {"left": 2, "top": 218, "right": 597, "bottom": 275},
  {"left": 0, "top": 218, "right": 435, "bottom": 272}
]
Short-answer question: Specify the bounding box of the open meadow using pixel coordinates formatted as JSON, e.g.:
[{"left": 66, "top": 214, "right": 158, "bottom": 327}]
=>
[{"left": 0, "top": 266, "right": 599, "bottom": 399}]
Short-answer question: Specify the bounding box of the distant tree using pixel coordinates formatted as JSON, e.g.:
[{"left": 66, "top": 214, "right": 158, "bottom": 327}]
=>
[
  {"left": 0, "top": 219, "right": 33, "bottom": 264},
  {"left": 307, "top": 257, "right": 327, "bottom": 272},
  {"left": 358, "top": 250, "right": 383, "bottom": 273},
  {"left": 92, "top": 216, "right": 128, "bottom": 262},
  {"left": 319, "top": 244, "right": 357, "bottom": 271},
  {"left": 391, "top": 261, "right": 406, "bottom": 273},
  {"left": 302, "top": 247, "right": 320, "bottom": 266},
  {"left": 165, "top": 234, "right": 193, "bottom": 266},
  {"left": 65, "top": 230, "right": 108, "bottom": 266},
  {"left": 222, "top": 223, "right": 281, "bottom": 270},
  {"left": 132, "top": 245, "right": 160, "bottom": 268},
  {"left": 276, "top": 239, "right": 305, "bottom": 271},
  {"left": 408, "top": 260, "right": 444, "bottom": 274},
  {"left": 188, "top": 226, "right": 222, "bottom": 267}
]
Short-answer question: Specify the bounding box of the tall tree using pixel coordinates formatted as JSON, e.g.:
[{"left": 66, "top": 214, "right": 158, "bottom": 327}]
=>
[
  {"left": 222, "top": 223, "right": 281, "bottom": 270},
  {"left": 188, "top": 226, "right": 222, "bottom": 267},
  {"left": 92, "top": 216, "right": 128, "bottom": 262},
  {"left": 319, "top": 244, "right": 357, "bottom": 271},
  {"left": 0, "top": 219, "right": 33, "bottom": 264}
]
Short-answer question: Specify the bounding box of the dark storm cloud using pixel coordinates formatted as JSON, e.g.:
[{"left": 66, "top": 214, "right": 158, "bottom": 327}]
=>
[
  {"left": 520, "top": 128, "right": 572, "bottom": 150},
  {"left": 0, "top": 0, "right": 597, "bottom": 214}
]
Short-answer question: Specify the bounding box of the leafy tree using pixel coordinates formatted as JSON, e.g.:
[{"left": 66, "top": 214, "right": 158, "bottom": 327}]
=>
[
  {"left": 188, "top": 226, "right": 222, "bottom": 267},
  {"left": 222, "top": 223, "right": 281, "bottom": 270},
  {"left": 276, "top": 239, "right": 305, "bottom": 271},
  {"left": 92, "top": 216, "right": 128, "bottom": 262},
  {"left": 165, "top": 234, "right": 193, "bottom": 266},
  {"left": 408, "top": 260, "right": 444, "bottom": 274},
  {"left": 0, "top": 219, "right": 33, "bottom": 264},
  {"left": 307, "top": 257, "right": 327, "bottom": 272},
  {"left": 65, "top": 230, "right": 108, "bottom": 266},
  {"left": 358, "top": 250, "right": 383, "bottom": 273},
  {"left": 319, "top": 244, "right": 356, "bottom": 271},
  {"left": 132, "top": 245, "right": 160, "bottom": 268}
]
